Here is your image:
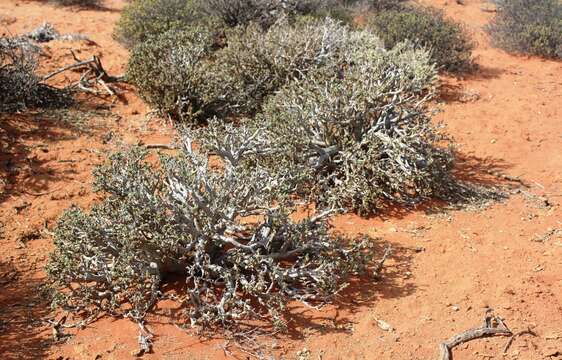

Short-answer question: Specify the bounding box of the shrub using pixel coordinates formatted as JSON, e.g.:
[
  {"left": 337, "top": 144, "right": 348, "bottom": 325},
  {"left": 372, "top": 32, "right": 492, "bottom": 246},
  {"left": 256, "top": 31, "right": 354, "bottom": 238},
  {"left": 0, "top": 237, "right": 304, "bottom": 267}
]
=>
[
  {"left": 0, "top": 38, "right": 70, "bottom": 112},
  {"left": 192, "top": 41, "right": 459, "bottom": 214},
  {"left": 369, "top": 6, "right": 475, "bottom": 72},
  {"left": 202, "top": 0, "right": 286, "bottom": 28},
  {"left": 113, "top": 0, "right": 209, "bottom": 48},
  {"left": 195, "top": 36, "right": 502, "bottom": 214},
  {"left": 114, "top": 0, "right": 370, "bottom": 49},
  {"left": 47, "top": 145, "right": 376, "bottom": 329},
  {"left": 487, "top": 0, "right": 562, "bottom": 58},
  {"left": 371, "top": 0, "right": 408, "bottom": 11},
  {"left": 127, "top": 18, "right": 381, "bottom": 122},
  {"left": 126, "top": 27, "right": 217, "bottom": 121},
  {"left": 199, "top": 0, "right": 364, "bottom": 28}
]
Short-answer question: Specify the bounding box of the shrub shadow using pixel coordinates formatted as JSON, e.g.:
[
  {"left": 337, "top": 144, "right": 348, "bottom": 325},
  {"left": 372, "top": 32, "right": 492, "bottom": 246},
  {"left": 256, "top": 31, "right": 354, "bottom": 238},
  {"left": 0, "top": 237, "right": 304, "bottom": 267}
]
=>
[
  {"left": 0, "top": 260, "right": 53, "bottom": 360},
  {"left": 0, "top": 110, "right": 89, "bottom": 204},
  {"left": 362, "top": 152, "right": 519, "bottom": 221},
  {"left": 281, "top": 240, "right": 415, "bottom": 341}
]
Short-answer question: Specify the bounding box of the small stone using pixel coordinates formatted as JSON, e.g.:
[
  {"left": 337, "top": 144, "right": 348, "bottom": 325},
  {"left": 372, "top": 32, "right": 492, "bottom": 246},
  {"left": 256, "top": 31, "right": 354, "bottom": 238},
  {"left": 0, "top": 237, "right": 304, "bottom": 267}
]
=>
[
  {"left": 376, "top": 319, "right": 394, "bottom": 332},
  {"left": 451, "top": 305, "right": 460, "bottom": 311}
]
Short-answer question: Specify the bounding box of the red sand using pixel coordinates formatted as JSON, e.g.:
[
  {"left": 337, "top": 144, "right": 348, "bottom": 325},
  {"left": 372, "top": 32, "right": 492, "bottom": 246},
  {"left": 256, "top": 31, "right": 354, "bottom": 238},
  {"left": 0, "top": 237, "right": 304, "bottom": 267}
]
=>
[{"left": 0, "top": 1, "right": 560, "bottom": 359}]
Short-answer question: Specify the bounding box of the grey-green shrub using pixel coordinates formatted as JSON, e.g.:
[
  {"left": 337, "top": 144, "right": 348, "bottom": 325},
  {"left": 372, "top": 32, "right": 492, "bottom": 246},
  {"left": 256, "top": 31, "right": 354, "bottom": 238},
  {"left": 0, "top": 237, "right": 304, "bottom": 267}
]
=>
[
  {"left": 114, "top": 0, "right": 372, "bottom": 49},
  {"left": 126, "top": 27, "right": 217, "bottom": 121},
  {"left": 371, "top": 0, "right": 408, "bottom": 11},
  {"left": 52, "top": 0, "right": 101, "bottom": 6},
  {"left": 369, "top": 6, "right": 475, "bottom": 72},
  {"left": 194, "top": 34, "right": 501, "bottom": 214},
  {"left": 47, "top": 146, "right": 376, "bottom": 329},
  {"left": 114, "top": 0, "right": 209, "bottom": 48},
  {"left": 127, "top": 18, "right": 377, "bottom": 122},
  {"left": 192, "top": 40, "right": 454, "bottom": 214},
  {"left": 487, "top": 0, "right": 562, "bottom": 58}
]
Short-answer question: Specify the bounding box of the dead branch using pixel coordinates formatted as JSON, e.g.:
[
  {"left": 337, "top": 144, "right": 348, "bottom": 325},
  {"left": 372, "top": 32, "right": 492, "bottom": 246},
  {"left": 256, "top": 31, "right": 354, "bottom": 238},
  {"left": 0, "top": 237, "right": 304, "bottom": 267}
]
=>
[
  {"left": 438, "top": 313, "right": 513, "bottom": 360},
  {"left": 503, "top": 328, "right": 537, "bottom": 353},
  {"left": 41, "top": 58, "right": 97, "bottom": 82},
  {"left": 143, "top": 143, "right": 178, "bottom": 150},
  {"left": 41, "top": 51, "right": 126, "bottom": 96}
]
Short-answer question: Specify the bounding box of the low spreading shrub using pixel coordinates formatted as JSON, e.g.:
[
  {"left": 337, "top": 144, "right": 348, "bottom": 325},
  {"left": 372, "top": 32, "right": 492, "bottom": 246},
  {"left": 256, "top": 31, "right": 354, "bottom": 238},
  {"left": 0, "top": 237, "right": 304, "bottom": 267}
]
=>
[
  {"left": 127, "top": 18, "right": 380, "bottom": 122},
  {"left": 47, "top": 2, "right": 503, "bottom": 334},
  {"left": 194, "top": 40, "right": 448, "bottom": 215},
  {"left": 369, "top": 6, "right": 475, "bottom": 72},
  {"left": 201, "top": 0, "right": 290, "bottom": 28},
  {"left": 371, "top": 0, "right": 408, "bottom": 11},
  {"left": 47, "top": 146, "right": 376, "bottom": 328},
  {"left": 113, "top": 0, "right": 209, "bottom": 48},
  {"left": 114, "top": 0, "right": 370, "bottom": 48},
  {"left": 487, "top": 0, "right": 562, "bottom": 58},
  {"left": 126, "top": 27, "right": 217, "bottom": 121},
  {"left": 0, "top": 38, "right": 70, "bottom": 112}
]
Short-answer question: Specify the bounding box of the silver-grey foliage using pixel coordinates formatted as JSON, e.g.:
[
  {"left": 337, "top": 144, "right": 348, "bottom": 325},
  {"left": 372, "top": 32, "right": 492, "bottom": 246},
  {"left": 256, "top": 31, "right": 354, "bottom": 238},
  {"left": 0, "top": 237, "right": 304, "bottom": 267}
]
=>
[
  {"left": 193, "top": 38, "right": 452, "bottom": 214},
  {"left": 193, "top": 36, "right": 501, "bottom": 214},
  {"left": 128, "top": 18, "right": 383, "bottom": 122},
  {"left": 47, "top": 143, "right": 376, "bottom": 329}
]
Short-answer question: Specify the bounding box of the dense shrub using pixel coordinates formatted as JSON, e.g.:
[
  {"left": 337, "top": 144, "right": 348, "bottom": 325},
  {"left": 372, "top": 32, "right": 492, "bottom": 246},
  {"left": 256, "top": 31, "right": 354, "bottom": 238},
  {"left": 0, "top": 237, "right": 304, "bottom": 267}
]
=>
[
  {"left": 113, "top": 0, "right": 209, "bottom": 48},
  {"left": 47, "top": 146, "right": 376, "bottom": 328},
  {"left": 371, "top": 0, "right": 408, "bottom": 11},
  {"left": 114, "top": 0, "right": 371, "bottom": 48},
  {"left": 202, "top": 0, "right": 291, "bottom": 28},
  {"left": 193, "top": 40, "right": 448, "bottom": 214},
  {"left": 126, "top": 27, "right": 217, "bottom": 121},
  {"left": 127, "top": 18, "right": 381, "bottom": 122},
  {"left": 487, "top": 0, "right": 562, "bottom": 58},
  {"left": 0, "top": 39, "right": 70, "bottom": 112},
  {"left": 369, "top": 6, "right": 475, "bottom": 72}
]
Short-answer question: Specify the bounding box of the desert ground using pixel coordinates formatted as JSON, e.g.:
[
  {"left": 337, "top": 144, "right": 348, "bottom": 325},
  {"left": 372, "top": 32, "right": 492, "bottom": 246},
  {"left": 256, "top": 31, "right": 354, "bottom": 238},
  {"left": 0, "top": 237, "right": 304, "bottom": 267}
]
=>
[{"left": 0, "top": 0, "right": 560, "bottom": 359}]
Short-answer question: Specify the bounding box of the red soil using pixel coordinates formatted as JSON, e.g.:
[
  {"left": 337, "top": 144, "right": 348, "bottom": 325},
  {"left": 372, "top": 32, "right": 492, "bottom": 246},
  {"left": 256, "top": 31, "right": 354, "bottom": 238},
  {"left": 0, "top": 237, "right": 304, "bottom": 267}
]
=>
[{"left": 0, "top": 0, "right": 560, "bottom": 359}]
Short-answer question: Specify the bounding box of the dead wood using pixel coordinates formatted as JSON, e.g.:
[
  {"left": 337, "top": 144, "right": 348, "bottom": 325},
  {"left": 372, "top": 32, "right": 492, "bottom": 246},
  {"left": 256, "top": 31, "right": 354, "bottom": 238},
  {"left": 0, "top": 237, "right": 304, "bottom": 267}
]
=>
[
  {"left": 41, "top": 51, "right": 126, "bottom": 96},
  {"left": 438, "top": 312, "right": 513, "bottom": 360},
  {"left": 503, "top": 328, "right": 537, "bottom": 353}
]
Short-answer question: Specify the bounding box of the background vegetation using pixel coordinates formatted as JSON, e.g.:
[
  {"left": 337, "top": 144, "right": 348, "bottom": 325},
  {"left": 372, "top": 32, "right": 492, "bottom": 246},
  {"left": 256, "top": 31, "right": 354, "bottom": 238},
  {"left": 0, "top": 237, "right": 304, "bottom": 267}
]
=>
[{"left": 487, "top": 0, "right": 562, "bottom": 58}]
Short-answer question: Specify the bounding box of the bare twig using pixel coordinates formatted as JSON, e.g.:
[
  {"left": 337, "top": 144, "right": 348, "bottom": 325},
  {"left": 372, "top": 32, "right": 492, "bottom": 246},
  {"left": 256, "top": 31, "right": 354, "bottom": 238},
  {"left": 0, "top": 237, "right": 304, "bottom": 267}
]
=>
[
  {"left": 41, "top": 52, "right": 126, "bottom": 96},
  {"left": 143, "top": 143, "right": 178, "bottom": 150},
  {"left": 503, "top": 328, "right": 537, "bottom": 353},
  {"left": 438, "top": 313, "right": 513, "bottom": 360},
  {"left": 41, "top": 58, "right": 96, "bottom": 82}
]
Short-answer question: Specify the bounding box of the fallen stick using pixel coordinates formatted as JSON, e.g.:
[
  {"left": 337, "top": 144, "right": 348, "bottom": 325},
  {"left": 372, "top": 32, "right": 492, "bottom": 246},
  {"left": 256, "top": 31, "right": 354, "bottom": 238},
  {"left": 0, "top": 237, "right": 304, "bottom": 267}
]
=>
[
  {"left": 41, "top": 51, "right": 126, "bottom": 96},
  {"left": 143, "top": 143, "right": 178, "bottom": 150},
  {"left": 438, "top": 313, "right": 512, "bottom": 360},
  {"left": 503, "top": 328, "right": 537, "bottom": 353},
  {"left": 41, "top": 58, "right": 97, "bottom": 82}
]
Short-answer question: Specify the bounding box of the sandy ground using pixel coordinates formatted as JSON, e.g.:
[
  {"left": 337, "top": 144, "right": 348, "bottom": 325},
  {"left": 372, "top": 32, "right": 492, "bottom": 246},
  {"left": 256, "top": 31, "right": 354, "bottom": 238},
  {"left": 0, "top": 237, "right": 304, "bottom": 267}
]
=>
[{"left": 0, "top": 0, "right": 560, "bottom": 359}]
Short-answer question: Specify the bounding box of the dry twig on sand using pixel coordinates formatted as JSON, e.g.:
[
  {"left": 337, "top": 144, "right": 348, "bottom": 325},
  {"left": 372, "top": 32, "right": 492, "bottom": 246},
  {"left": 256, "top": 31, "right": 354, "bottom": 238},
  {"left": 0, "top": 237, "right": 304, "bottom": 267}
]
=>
[
  {"left": 42, "top": 51, "right": 125, "bottom": 96},
  {"left": 438, "top": 311, "right": 512, "bottom": 360}
]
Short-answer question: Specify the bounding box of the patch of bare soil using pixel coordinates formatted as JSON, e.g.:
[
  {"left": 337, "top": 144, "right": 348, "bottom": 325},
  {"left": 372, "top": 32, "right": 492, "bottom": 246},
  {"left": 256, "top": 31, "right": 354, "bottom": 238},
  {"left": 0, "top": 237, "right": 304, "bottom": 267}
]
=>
[{"left": 0, "top": 0, "right": 560, "bottom": 359}]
